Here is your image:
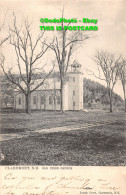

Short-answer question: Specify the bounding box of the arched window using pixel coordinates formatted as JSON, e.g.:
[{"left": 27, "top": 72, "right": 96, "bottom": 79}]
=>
[
  {"left": 73, "top": 101, "right": 75, "bottom": 107},
  {"left": 73, "top": 90, "right": 75, "bottom": 95},
  {"left": 49, "top": 96, "right": 52, "bottom": 105}
]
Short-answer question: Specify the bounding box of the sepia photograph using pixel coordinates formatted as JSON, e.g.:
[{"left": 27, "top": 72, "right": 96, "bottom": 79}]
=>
[{"left": 0, "top": 0, "right": 126, "bottom": 194}]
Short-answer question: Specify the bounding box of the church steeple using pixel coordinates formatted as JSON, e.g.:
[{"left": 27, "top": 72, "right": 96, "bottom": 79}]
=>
[{"left": 71, "top": 60, "right": 81, "bottom": 72}]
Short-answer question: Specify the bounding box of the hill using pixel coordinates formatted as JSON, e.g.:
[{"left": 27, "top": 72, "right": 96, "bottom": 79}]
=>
[{"left": 83, "top": 78, "right": 124, "bottom": 111}]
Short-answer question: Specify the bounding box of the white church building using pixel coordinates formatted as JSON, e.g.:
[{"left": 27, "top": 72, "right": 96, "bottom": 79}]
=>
[{"left": 14, "top": 61, "right": 83, "bottom": 111}]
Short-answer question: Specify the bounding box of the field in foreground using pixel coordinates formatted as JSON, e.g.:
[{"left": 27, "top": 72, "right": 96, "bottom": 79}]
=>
[{"left": 0, "top": 110, "right": 126, "bottom": 165}]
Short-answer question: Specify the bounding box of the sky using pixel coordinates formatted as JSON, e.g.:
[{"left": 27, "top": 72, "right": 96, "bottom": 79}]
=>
[{"left": 0, "top": 0, "right": 126, "bottom": 98}]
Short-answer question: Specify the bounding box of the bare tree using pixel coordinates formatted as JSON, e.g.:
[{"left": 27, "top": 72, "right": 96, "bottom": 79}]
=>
[
  {"left": 0, "top": 14, "right": 54, "bottom": 114},
  {"left": 0, "top": 14, "right": 10, "bottom": 47},
  {"left": 0, "top": 76, "right": 14, "bottom": 108},
  {"left": 44, "top": 11, "right": 91, "bottom": 112},
  {"left": 88, "top": 50, "right": 122, "bottom": 112},
  {"left": 119, "top": 58, "right": 126, "bottom": 112}
]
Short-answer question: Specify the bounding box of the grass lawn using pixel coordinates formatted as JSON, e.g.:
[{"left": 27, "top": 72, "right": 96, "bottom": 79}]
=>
[{"left": 0, "top": 110, "right": 126, "bottom": 165}]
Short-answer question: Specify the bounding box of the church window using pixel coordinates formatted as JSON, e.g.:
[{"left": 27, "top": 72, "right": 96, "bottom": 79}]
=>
[
  {"left": 49, "top": 96, "right": 52, "bottom": 105},
  {"left": 41, "top": 96, "right": 45, "bottom": 104},
  {"left": 73, "top": 101, "right": 75, "bottom": 106},
  {"left": 33, "top": 96, "right": 36, "bottom": 105},
  {"left": 19, "top": 97, "right": 21, "bottom": 105},
  {"left": 73, "top": 90, "right": 75, "bottom": 95},
  {"left": 73, "top": 77, "right": 75, "bottom": 82},
  {"left": 57, "top": 96, "right": 60, "bottom": 104}
]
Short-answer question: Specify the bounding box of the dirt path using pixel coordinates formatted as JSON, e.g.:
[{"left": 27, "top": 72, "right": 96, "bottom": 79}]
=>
[{"left": 0, "top": 119, "right": 124, "bottom": 141}]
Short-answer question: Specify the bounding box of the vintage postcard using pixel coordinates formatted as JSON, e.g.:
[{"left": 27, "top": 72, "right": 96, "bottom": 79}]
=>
[{"left": 0, "top": 0, "right": 126, "bottom": 194}]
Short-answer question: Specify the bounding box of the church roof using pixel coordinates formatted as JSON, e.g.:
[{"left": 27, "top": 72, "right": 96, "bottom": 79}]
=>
[
  {"left": 14, "top": 61, "right": 82, "bottom": 92},
  {"left": 14, "top": 77, "right": 61, "bottom": 92}
]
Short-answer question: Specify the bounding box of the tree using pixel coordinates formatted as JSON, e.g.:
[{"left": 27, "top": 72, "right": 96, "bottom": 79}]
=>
[
  {"left": 0, "top": 13, "right": 10, "bottom": 47},
  {"left": 0, "top": 14, "right": 12, "bottom": 109},
  {"left": 0, "top": 75, "right": 14, "bottom": 108},
  {"left": 0, "top": 14, "right": 54, "bottom": 114},
  {"left": 44, "top": 11, "right": 90, "bottom": 112},
  {"left": 88, "top": 50, "right": 122, "bottom": 112},
  {"left": 119, "top": 58, "right": 126, "bottom": 112}
]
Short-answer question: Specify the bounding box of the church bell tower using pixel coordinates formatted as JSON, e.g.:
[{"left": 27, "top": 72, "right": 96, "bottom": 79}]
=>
[{"left": 68, "top": 60, "right": 83, "bottom": 110}]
